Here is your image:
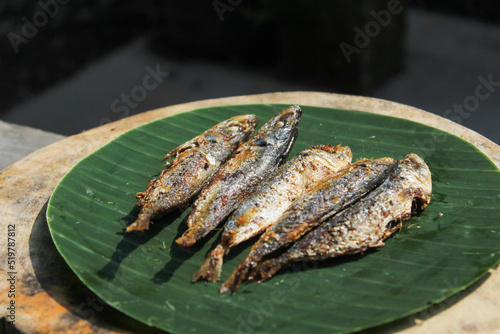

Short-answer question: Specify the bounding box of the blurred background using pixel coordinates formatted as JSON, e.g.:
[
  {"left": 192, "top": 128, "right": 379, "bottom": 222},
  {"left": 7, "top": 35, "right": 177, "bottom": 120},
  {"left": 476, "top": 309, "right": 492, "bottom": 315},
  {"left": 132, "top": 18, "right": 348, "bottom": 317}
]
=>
[{"left": 1, "top": 0, "right": 499, "bottom": 143}]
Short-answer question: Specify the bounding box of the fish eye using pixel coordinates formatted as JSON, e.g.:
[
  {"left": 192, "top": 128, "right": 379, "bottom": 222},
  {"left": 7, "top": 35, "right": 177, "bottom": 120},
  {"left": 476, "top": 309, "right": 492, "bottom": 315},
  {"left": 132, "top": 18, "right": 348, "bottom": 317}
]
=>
[
  {"left": 254, "top": 138, "right": 268, "bottom": 146},
  {"left": 276, "top": 120, "right": 287, "bottom": 127}
]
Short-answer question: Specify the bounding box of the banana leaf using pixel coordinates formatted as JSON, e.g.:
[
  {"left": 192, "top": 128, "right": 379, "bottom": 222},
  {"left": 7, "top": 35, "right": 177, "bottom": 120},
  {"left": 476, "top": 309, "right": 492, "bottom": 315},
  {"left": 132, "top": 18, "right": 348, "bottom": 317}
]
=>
[{"left": 47, "top": 104, "right": 500, "bottom": 334}]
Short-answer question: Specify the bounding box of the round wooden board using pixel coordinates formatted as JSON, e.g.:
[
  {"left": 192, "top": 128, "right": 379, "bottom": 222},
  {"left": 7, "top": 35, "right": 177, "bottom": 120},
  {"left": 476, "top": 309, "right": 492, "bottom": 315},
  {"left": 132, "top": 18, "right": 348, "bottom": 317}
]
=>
[{"left": 1, "top": 92, "right": 499, "bottom": 334}]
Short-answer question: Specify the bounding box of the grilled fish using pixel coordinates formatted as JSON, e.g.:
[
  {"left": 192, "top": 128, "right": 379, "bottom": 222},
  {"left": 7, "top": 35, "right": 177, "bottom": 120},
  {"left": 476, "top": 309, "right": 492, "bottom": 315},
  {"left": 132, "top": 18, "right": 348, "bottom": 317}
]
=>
[
  {"left": 220, "top": 156, "right": 397, "bottom": 293},
  {"left": 126, "top": 114, "right": 257, "bottom": 232},
  {"left": 175, "top": 105, "right": 302, "bottom": 247},
  {"left": 193, "top": 144, "right": 353, "bottom": 283},
  {"left": 249, "top": 153, "right": 432, "bottom": 283}
]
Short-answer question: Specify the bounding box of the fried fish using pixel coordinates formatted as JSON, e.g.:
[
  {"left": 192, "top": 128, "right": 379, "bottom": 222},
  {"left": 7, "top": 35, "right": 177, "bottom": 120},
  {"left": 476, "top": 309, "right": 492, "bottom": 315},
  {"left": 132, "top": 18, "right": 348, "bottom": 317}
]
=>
[
  {"left": 193, "top": 144, "right": 353, "bottom": 283},
  {"left": 175, "top": 105, "right": 302, "bottom": 247},
  {"left": 220, "top": 157, "right": 397, "bottom": 293},
  {"left": 126, "top": 114, "right": 257, "bottom": 232},
  {"left": 248, "top": 153, "right": 432, "bottom": 283}
]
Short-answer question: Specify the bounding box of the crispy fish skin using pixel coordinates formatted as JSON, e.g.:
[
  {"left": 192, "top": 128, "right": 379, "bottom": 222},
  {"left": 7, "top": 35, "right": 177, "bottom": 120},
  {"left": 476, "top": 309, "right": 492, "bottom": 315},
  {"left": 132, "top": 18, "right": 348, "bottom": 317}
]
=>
[
  {"left": 192, "top": 144, "right": 353, "bottom": 283},
  {"left": 249, "top": 153, "right": 432, "bottom": 282},
  {"left": 126, "top": 114, "right": 257, "bottom": 232},
  {"left": 175, "top": 105, "right": 302, "bottom": 247},
  {"left": 219, "top": 157, "right": 397, "bottom": 293}
]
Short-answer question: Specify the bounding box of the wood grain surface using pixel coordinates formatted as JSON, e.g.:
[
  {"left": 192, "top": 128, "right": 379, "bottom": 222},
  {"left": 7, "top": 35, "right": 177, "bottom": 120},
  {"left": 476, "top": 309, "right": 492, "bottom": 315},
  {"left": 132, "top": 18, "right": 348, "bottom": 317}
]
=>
[{"left": 1, "top": 92, "right": 499, "bottom": 334}]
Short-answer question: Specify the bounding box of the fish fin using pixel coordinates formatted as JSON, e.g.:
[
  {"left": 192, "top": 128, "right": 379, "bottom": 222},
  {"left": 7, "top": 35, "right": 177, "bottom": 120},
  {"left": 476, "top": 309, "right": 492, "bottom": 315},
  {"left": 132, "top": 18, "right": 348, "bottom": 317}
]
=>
[
  {"left": 163, "top": 136, "right": 205, "bottom": 161},
  {"left": 371, "top": 240, "right": 385, "bottom": 248},
  {"left": 193, "top": 244, "right": 226, "bottom": 283}
]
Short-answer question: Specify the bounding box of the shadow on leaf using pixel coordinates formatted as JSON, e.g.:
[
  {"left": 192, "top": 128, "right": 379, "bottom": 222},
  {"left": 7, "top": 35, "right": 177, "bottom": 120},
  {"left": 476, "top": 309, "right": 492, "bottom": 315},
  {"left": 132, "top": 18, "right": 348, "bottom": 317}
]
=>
[
  {"left": 98, "top": 206, "right": 183, "bottom": 281},
  {"left": 152, "top": 217, "right": 222, "bottom": 284}
]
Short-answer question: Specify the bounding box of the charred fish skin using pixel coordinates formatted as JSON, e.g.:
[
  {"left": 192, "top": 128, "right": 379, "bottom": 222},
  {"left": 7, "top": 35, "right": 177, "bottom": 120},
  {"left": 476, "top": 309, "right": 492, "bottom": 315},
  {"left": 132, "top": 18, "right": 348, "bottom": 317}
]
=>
[
  {"left": 220, "top": 156, "right": 397, "bottom": 293},
  {"left": 250, "top": 153, "right": 432, "bottom": 283},
  {"left": 175, "top": 105, "right": 303, "bottom": 247},
  {"left": 192, "top": 144, "right": 353, "bottom": 283},
  {"left": 126, "top": 114, "right": 257, "bottom": 232},
  {"left": 223, "top": 145, "right": 354, "bottom": 247}
]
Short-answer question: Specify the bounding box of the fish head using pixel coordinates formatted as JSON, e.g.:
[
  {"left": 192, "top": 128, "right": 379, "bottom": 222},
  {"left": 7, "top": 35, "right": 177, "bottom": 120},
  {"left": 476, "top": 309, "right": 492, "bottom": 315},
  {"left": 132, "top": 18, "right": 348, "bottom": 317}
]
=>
[
  {"left": 219, "top": 114, "right": 258, "bottom": 144},
  {"left": 400, "top": 153, "right": 433, "bottom": 207},
  {"left": 255, "top": 105, "right": 303, "bottom": 147},
  {"left": 402, "top": 154, "right": 432, "bottom": 183}
]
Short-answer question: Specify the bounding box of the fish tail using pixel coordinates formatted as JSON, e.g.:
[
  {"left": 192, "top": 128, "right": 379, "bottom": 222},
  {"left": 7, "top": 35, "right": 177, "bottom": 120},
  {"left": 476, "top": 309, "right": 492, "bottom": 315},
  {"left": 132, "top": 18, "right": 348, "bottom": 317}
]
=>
[
  {"left": 247, "top": 258, "right": 284, "bottom": 283},
  {"left": 126, "top": 208, "right": 153, "bottom": 232},
  {"left": 175, "top": 225, "right": 208, "bottom": 247},
  {"left": 175, "top": 232, "right": 197, "bottom": 247},
  {"left": 219, "top": 259, "right": 254, "bottom": 294},
  {"left": 192, "top": 244, "right": 226, "bottom": 283},
  {"left": 176, "top": 224, "right": 213, "bottom": 247}
]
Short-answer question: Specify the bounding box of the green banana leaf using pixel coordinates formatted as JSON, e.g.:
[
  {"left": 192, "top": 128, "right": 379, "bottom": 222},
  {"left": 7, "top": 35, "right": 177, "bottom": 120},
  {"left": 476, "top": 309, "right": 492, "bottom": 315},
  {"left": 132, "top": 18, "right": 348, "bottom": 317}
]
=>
[{"left": 47, "top": 104, "right": 500, "bottom": 334}]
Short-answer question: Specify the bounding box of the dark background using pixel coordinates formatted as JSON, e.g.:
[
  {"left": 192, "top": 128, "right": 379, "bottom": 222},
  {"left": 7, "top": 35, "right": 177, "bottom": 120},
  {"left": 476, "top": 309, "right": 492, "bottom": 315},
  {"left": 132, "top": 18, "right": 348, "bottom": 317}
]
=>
[{"left": 1, "top": 0, "right": 499, "bottom": 143}]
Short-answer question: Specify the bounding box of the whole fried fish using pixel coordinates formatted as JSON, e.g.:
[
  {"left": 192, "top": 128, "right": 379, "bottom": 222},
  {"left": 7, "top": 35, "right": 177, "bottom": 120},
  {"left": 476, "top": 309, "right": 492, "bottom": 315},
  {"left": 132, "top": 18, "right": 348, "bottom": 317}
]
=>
[
  {"left": 193, "top": 144, "right": 353, "bottom": 283},
  {"left": 126, "top": 114, "right": 257, "bottom": 232},
  {"left": 220, "top": 157, "right": 397, "bottom": 293},
  {"left": 249, "top": 153, "right": 432, "bottom": 283},
  {"left": 176, "top": 105, "right": 302, "bottom": 247}
]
